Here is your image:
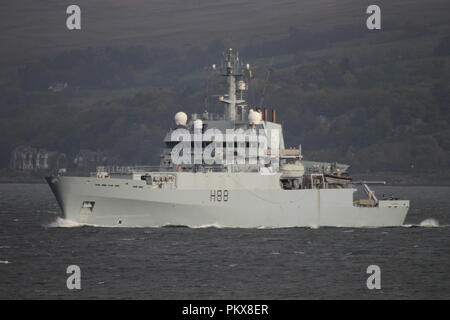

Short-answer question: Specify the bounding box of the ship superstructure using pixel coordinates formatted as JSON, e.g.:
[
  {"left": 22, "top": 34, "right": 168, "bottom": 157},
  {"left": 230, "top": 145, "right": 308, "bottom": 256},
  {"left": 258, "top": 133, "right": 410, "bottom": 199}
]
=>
[{"left": 46, "top": 49, "right": 409, "bottom": 228}]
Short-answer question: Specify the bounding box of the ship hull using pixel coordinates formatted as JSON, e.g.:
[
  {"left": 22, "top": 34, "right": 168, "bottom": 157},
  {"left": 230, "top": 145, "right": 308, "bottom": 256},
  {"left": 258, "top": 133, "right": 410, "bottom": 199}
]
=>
[{"left": 46, "top": 176, "right": 409, "bottom": 228}]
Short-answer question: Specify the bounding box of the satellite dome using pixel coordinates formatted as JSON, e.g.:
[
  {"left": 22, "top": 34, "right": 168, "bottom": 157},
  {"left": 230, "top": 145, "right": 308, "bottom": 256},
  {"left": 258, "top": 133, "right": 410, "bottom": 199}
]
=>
[
  {"left": 237, "top": 80, "right": 247, "bottom": 91},
  {"left": 193, "top": 119, "right": 203, "bottom": 130},
  {"left": 248, "top": 109, "right": 261, "bottom": 125},
  {"left": 174, "top": 112, "right": 188, "bottom": 126}
]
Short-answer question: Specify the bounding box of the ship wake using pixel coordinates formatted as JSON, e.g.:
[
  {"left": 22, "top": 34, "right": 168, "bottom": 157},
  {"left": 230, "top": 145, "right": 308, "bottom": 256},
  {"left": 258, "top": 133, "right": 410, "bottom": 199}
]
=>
[
  {"left": 402, "top": 218, "right": 443, "bottom": 228},
  {"left": 47, "top": 217, "right": 89, "bottom": 228}
]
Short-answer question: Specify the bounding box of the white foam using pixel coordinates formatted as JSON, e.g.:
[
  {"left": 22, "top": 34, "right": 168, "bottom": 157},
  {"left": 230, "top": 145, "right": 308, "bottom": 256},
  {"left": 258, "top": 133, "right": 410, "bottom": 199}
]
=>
[
  {"left": 47, "top": 217, "right": 86, "bottom": 228},
  {"left": 45, "top": 218, "right": 445, "bottom": 229},
  {"left": 46, "top": 217, "right": 114, "bottom": 228},
  {"left": 402, "top": 218, "right": 441, "bottom": 228},
  {"left": 0, "top": 261, "right": 10, "bottom": 264},
  {"left": 419, "top": 218, "right": 439, "bottom": 227},
  {"left": 256, "top": 225, "right": 282, "bottom": 229},
  {"left": 192, "top": 223, "right": 224, "bottom": 229}
]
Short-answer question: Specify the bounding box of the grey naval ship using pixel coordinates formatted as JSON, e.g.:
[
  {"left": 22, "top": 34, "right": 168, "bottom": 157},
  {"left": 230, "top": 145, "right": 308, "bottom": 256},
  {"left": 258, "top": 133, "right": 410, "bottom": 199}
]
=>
[{"left": 46, "top": 49, "right": 409, "bottom": 228}]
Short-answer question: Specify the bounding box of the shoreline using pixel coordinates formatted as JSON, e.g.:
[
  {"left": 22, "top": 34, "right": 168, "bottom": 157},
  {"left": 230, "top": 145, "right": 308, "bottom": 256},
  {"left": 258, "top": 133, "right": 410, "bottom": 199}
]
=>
[{"left": 0, "top": 180, "right": 47, "bottom": 184}]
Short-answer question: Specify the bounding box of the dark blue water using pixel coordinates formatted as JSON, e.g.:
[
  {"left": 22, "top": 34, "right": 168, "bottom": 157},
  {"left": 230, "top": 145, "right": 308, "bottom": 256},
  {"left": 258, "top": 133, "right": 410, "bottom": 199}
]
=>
[{"left": 0, "top": 183, "right": 449, "bottom": 299}]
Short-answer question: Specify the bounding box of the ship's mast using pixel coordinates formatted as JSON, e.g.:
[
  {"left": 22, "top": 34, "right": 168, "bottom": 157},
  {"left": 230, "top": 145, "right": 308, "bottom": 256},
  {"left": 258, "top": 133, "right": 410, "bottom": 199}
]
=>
[{"left": 216, "top": 48, "right": 248, "bottom": 121}]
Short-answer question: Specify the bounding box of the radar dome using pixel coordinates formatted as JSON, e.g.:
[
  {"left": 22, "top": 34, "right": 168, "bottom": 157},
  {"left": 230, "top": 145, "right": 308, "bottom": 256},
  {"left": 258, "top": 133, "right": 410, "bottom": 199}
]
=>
[
  {"left": 237, "top": 80, "right": 247, "bottom": 91},
  {"left": 193, "top": 119, "right": 203, "bottom": 130},
  {"left": 248, "top": 109, "right": 262, "bottom": 125},
  {"left": 174, "top": 112, "right": 188, "bottom": 126}
]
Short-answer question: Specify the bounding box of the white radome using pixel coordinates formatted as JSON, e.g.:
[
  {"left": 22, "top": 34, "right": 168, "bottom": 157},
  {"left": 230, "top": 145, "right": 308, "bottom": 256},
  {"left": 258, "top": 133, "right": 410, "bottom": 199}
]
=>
[
  {"left": 248, "top": 109, "right": 262, "bottom": 125},
  {"left": 193, "top": 119, "right": 203, "bottom": 130},
  {"left": 174, "top": 112, "right": 188, "bottom": 126}
]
